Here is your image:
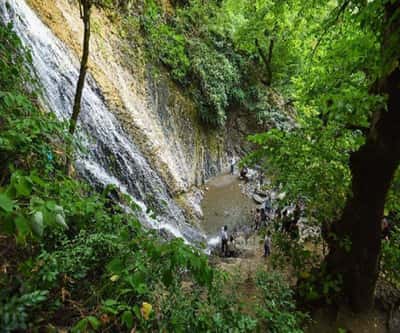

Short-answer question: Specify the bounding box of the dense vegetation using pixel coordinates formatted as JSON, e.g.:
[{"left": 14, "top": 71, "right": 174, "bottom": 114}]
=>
[
  {"left": 0, "top": 19, "right": 305, "bottom": 332},
  {"left": 120, "top": 0, "right": 400, "bottom": 312},
  {"left": 247, "top": 0, "right": 400, "bottom": 312},
  {"left": 1, "top": 0, "right": 400, "bottom": 331},
  {"left": 106, "top": 0, "right": 308, "bottom": 127}
]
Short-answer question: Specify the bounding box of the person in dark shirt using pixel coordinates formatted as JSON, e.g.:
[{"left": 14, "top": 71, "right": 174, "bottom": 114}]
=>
[
  {"left": 382, "top": 218, "right": 390, "bottom": 240},
  {"left": 221, "top": 225, "right": 229, "bottom": 256}
]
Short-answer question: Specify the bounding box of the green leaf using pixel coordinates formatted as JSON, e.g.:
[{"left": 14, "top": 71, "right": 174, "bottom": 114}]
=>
[
  {"left": 30, "top": 173, "right": 46, "bottom": 187},
  {"left": 15, "top": 216, "right": 30, "bottom": 242},
  {"left": 0, "top": 193, "right": 14, "bottom": 212},
  {"left": 72, "top": 318, "right": 88, "bottom": 333},
  {"left": 133, "top": 305, "right": 141, "bottom": 319},
  {"left": 106, "top": 258, "right": 124, "bottom": 274},
  {"left": 126, "top": 272, "right": 147, "bottom": 294},
  {"left": 14, "top": 176, "right": 32, "bottom": 197},
  {"left": 31, "top": 211, "right": 44, "bottom": 237},
  {"left": 121, "top": 310, "right": 134, "bottom": 329},
  {"left": 55, "top": 213, "right": 68, "bottom": 230},
  {"left": 87, "top": 316, "right": 101, "bottom": 330}
]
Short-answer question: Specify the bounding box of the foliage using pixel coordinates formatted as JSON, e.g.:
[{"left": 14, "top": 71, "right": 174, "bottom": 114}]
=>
[
  {"left": 246, "top": 0, "right": 383, "bottom": 222},
  {"left": 189, "top": 39, "right": 240, "bottom": 125},
  {"left": 247, "top": 121, "right": 361, "bottom": 222},
  {"left": 381, "top": 226, "right": 400, "bottom": 286},
  {"left": 142, "top": 1, "right": 190, "bottom": 82},
  {"left": 0, "top": 291, "right": 48, "bottom": 333},
  {"left": 5, "top": 0, "right": 399, "bottom": 328},
  {"left": 0, "top": 21, "right": 263, "bottom": 332},
  {"left": 245, "top": 0, "right": 400, "bottom": 307},
  {"left": 136, "top": 0, "right": 298, "bottom": 126},
  {"left": 256, "top": 271, "right": 308, "bottom": 333}
]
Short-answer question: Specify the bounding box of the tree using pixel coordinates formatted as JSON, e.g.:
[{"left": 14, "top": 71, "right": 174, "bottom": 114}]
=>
[
  {"left": 248, "top": 0, "right": 400, "bottom": 312},
  {"left": 69, "top": 0, "right": 92, "bottom": 135},
  {"left": 324, "top": 0, "right": 400, "bottom": 312},
  {"left": 228, "top": 0, "right": 328, "bottom": 89}
]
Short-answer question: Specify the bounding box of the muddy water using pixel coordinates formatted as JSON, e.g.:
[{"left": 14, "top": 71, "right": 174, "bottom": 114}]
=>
[{"left": 201, "top": 173, "right": 255, "bottom": 239}]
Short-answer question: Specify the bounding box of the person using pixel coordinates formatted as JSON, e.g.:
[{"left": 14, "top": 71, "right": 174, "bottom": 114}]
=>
[
  {"left": 260, "top": 208, "right": 267, "bottom": 225},
  {"left": 382, "top": 218, "right": 390, "bottom": 240},
  {"left": 243, "top": 224, "right": 252, "bottom": 245},
  {"left": 264, "top": 232, "right": 271, "bottom": 257},
  {"left": 240, "top": 166, "right": 248, "bottom": 181},
  {"left": 254, "top": 208, "right": 262, "bottom": 230},
  {"left": 221, "top": 225, "right": 229, "bottom": 256},
  {"left": 289, "top": 220, "right": 299, "bottom": 240},
  {"left": 281, "top": 210, "right": 291, "bottom": 233},
  {"left": 258, "top": 171, "right": 264, "bottom": 187},
  {"left": 230, "top": 156, "right": 236, "bottom": 175},
  {"left": 264, "top": 199, "right": 272, "bottom": 216},
  {"left": 227, "top": 235, "right": 236, "bottom": 257}
]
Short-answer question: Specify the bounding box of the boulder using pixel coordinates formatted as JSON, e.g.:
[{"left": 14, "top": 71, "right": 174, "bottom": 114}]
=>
[{"left": 253, "top": 193, "right": 266, "bottom": 204}]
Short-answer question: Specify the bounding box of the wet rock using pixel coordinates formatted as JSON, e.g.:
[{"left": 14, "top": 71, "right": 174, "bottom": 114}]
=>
[
  {"left": 253, "top": 193, "right": 266, "bottom": 204},
  {"left": 255, "top": 189, "right": 268, "bottom": 196},
  {"left": 159, "top": 227, "right": 176, "bottom": 241},
  {"left": 179, "top": 188, "right": 204, "bottom": 219}
]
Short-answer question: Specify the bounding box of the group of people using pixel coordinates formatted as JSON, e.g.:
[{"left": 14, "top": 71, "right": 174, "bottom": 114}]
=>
[
  {"left": 220, "top": 224, "right": 272, "bottom": 258},
  {"left": 230, "top": 156, "right": 249, "bottom": 182},
  {"left": 253, "top": 206, "right": 269, "bottom": 230},
  {"left": 278, "top": 205, "right": 301, "bottom": 240},
  {"left": 224, "top": 157, "right": 282, "bottom": 258},
  {"left": 220, "top": 225, "right": 242, "bottom": 257}
]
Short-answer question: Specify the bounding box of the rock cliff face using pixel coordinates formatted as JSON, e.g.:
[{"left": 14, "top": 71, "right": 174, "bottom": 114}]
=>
[{"left": 23, "top": 0, "right": 274, "bottom": 220}]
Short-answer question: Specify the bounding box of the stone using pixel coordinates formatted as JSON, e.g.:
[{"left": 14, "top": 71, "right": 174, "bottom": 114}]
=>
[{"left": 253, "top": 194, "right": 266, "bottom": 204}]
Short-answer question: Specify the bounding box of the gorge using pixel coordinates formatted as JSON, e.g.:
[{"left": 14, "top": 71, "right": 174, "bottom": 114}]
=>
[
  {"left": 0, "top": 0, "right": 265, "bottom": 245},
  {"left": 2, "top": 0, "right": 399, "bottom": 331}
]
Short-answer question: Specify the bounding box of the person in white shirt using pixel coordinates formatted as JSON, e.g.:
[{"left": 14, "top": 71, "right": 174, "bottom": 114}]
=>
[{"left": 230, "top": 157, "right": 236, "bottom": 175}]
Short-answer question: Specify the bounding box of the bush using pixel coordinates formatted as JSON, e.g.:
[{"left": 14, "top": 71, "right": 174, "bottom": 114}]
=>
[
  {"left": 256, "top": 271, "right": 309, "bottom": 333},
  {"left": 142, "top": 0, "right": 190, "bottom": 82},
  {"left": 381, "top": 226, "right": 400, "bottom": 286},
  {"left": 189, "top": 39, "right": 240, "bottom": 126},
  {"left": 0, "top": 291, "right": 48, "bottom": 333},
  {"left": 139, "top": 0, "right": 255, "bottom": 127}
]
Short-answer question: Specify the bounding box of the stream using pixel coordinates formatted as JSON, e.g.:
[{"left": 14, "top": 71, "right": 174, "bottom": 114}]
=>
[{"left": 201, "top": 173, "right": 256, "bottom": 246}]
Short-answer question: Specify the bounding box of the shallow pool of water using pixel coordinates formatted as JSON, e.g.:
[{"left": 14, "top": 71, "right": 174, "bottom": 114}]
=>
[{"left": 201, "top": 173, "right": 256, "bottom": 239}]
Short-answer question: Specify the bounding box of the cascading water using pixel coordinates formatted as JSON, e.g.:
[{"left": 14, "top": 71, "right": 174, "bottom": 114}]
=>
[{"left": 0, "top": 0, "right": 205, "bottom": 244}]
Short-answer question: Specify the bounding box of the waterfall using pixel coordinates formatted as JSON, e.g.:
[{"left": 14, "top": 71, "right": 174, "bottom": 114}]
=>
[{"left": 0, "top": 0, "right": 205, "bottom": 245}]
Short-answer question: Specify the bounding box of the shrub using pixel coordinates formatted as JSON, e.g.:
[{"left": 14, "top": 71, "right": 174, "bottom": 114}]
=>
[
  {"left": 381, "top": 226, "right": 400, "bottom": 286},
  {"left": 189, "top": 39, "right": 240, "bottom": 126},
  {"left": 256, "top": 271, "right": 309, "bottom": 333},
  {"left": 142, "top": 0, "right": 190, "bottom": 82}
]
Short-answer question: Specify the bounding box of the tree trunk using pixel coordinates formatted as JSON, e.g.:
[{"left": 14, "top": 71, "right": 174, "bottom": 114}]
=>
[
  {"left": 255, "top": 38, "right": 274, "bottom": 86},
  {"left": 324, "top": 1, "right": 400, "bottom": 312},
  {"left": 69, "top": 0, "right": 91, "bottom": 135},
  {"left": 325, "top": 2, "right": 400, "bottom": 312}
]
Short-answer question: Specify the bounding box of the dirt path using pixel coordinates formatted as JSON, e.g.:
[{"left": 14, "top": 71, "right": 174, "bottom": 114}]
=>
[{"left": 212, "top": 234, "right": 270, "bottom": 316}]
